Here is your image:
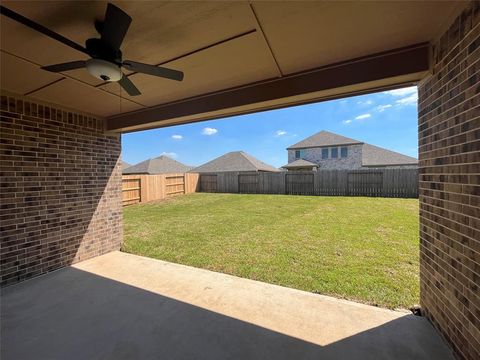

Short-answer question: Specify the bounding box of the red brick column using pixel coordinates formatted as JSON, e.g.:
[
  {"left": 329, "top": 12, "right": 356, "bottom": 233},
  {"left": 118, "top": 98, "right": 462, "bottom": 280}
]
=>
[
  {"left": 417, "top": 2, "right": 479, "bottom": 359},
  {"left": 1, "top": 94, "right": 123, "bottom": 286}
]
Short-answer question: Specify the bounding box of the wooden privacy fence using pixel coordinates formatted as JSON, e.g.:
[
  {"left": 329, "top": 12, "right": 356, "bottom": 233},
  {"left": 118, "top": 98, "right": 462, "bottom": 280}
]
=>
[
  {"left": 122, "top": 173, "right": 199, "bottom": 206},
  {"left": 199, "top": 169, "right": 418, "bottom": 198},
  {"left": 199, "top": 174, "right": 217, "bottom": 193},
  {"left": 122, "top": 177, "right": 141, "bottom": 206}
]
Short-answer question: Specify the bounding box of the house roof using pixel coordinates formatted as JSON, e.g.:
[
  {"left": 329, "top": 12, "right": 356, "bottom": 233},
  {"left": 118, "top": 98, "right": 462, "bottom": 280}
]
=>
[
  {"left": 288, "top": 130, "right": 417, "bottom": 167},
  {"left": 123, "top": 155, "right": 193, "bottom": 174},
  {"left": 191, "top": 151, "right": 279, "bottom": 173},
  {"left": 120, "top": 160, "right": 131, "bottom": 171},
  {"left": 287, "top": 131, "right": 363, "bottom": 149},
  {"left": 281, "top": 159, "right": 319, "bottom": 169},
  {"left": 362, "top": 144, "right": 418, "bottom": 167}
]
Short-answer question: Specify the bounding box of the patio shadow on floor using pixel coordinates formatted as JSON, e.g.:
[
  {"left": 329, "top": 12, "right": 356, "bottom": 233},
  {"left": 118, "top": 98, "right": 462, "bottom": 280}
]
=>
[{"left": 1, "top": 265, "right": 454, "bottom": 360}]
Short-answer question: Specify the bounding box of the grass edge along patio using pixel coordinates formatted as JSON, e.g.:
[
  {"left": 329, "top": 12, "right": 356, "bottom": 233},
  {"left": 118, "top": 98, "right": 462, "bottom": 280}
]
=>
[{"left": 123, "top": 193, "right": 420, "bottom": 310}]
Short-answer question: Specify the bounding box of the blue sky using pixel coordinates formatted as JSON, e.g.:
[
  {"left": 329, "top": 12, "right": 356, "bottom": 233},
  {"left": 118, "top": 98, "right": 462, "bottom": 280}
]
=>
[{"left": 122, "top": 86, "right": 418, "bottom": 168}]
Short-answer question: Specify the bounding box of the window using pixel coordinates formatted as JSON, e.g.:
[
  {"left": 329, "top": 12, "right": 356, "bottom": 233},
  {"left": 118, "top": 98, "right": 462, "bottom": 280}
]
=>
[
  {"left": 331, "top": 147, "right": 338, "bottom": 158},
  {"left": 322, "top": 148, "right": 329, "bottom": 159},
  {"left": 341, "top": 147, "right": 348, "bottom": 158},
  {"left": 295, "top": 149, "right": 306, "bottom": 159}
]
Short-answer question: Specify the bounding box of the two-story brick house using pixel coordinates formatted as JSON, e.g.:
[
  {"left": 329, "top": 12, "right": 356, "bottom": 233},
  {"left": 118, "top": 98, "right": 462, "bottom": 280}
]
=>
[{"left": 282, "top": 131, "right": 417, "bottom": 171}]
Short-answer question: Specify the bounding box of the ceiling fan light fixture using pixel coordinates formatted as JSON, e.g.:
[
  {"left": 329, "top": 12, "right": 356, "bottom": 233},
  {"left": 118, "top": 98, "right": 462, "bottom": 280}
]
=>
[{"left": 86, "top": 58, "right": 122, "bottom": 82}]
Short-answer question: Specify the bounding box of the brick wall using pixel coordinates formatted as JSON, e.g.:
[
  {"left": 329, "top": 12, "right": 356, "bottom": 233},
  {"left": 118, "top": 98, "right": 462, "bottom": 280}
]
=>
[
  {"left": 417, "top": 2, "right": 479, "bottom": 359},
  {"left": 1, "top": 93, "right": 123, "bottom": 286},
  {"left": 288, "top": 144, "right": 363, "bottom": 169}
]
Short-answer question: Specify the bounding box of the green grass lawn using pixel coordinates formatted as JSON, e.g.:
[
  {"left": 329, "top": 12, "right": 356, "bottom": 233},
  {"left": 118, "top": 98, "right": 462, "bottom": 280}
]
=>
[{"left": 123, "top": 193, "right": 419, "bottom": 309}]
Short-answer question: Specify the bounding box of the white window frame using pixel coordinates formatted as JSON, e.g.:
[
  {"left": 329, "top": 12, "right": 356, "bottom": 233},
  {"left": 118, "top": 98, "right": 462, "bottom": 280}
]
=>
[{"left": 295, "top": 149, "right": 306, "bottom": 159}]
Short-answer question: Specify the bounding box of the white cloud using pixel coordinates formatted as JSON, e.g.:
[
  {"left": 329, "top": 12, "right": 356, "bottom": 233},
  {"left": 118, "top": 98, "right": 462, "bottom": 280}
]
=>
[
  {"left": 342, "top": 119, "right": 352, "bottom": 125},
  {"left": 355, "top": 113, "right": 371, "bottom": 120},
  {"left": 357, "top": 99, "right": 373, "bottom": 106},
  {"left": 383, "top": 86, "right": 417, "bottom": 97},
  {"left": 160, "top": 152, "right": 177, "bottom": 158},
  {"left": 202, "top": 127, "right": 218, "bottom": 135},
  {"left": 383, "top": 86, "right": 418, "bottom": 106},
  {"left": 396, "top": 93, "right": 418, "bottom": 106},
  {"left": 275, "top": 130, "right": 287, "bottom": 136},
  {"left": 171, "top": 134, "right": 183, "bottom": 140},
  {"left": 375, "top": 104, "right": 392, "bottom": 112}
]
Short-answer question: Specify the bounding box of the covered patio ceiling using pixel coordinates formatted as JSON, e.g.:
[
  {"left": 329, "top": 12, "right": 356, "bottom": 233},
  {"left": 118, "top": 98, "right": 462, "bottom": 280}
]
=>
[{"left": 0, "top": 1, "right": 465, "bottom": 132}]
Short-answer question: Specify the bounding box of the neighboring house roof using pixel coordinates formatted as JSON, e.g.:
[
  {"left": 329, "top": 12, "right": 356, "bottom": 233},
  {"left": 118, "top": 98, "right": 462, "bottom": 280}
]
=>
[
  {"left": 287, "top": 130, "right": 362, "bottom": 149},
  {"left": 288, "top": 130, "right": 417, "bottom": 167},
  {"left": 121, "top": 160, "right": 131, "bottom": 171},
  {"left": 191, "top": 151, "right": 279, "bottom": 173},
  {"left": 361, "top": 144, "right": 418, "bottom": 167},
  {"left": 123, "top": 155, "right": 193, "bottom": 174},
  {"left": 281, "top": 159, "right": 319, "bottom": 169}
]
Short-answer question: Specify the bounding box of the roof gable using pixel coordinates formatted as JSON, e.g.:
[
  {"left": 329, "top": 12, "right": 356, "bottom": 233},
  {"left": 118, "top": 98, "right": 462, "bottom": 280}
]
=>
[
  {"left": 123, "top": 155, "right": 193, "bottom": 174},
  {"left": 282, "top": 159, "right": 319, "bottom": 168},
  {"left": 192, "top": 151, "right": 279, "bottom": 173},
  {"left": 288, "top": 130, "right": 362, "bottom": 149}
]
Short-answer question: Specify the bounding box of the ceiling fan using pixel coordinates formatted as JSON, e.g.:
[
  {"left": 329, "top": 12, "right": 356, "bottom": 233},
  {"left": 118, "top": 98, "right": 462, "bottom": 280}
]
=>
[{"left": 0, "top": 3, "right": 184, "bottom": 96}]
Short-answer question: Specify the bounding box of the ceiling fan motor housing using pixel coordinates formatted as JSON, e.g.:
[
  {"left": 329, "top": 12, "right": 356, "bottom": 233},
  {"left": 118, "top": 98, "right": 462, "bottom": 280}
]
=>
[
  {"left": 86, "top": 58, "right": 122, "bottom": 82},
  {"left": 85, "top": 38, "right": 122, "bottom": 63}
]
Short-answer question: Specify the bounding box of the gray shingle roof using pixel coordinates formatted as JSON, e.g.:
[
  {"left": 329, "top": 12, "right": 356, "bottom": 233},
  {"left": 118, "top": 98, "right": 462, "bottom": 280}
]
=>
[
  {"left": 121, "top": 160, "right": 131, "bottom": 171},
  {"left": 123, "top": 155, "right": 193, "bottom": 174},
  {"left": 281, "top": 159, "right": 319, "bottom": 169},
  {"left": 191, "top": 151, "right": 279, "bottom": 173},
  {"left": 362, "top": 144, "right": 418, "bottom": 167},
  {"left": 287, "top": 130, "right": 362, "bottom": 149}
]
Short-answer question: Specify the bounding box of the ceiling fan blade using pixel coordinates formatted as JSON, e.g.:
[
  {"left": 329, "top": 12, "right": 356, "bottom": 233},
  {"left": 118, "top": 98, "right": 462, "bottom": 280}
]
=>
[
  {"left": 123, "top": 60, "right": 184, "bottom": 81},
  {"left": 0, "top": 5, "right": 89, "bottom": 55},
  {"left": 101, "top": 3, "right": 132, "bottom": 50},
  {"left": 41, "top": 60, "right": 86, "bottom": 73},
  {"left": 118, "top": 74, "right": 141, "bottom": 96}
]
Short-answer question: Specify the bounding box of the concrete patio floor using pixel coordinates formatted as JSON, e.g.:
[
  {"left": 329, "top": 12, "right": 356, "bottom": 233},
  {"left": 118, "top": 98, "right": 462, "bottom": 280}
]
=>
[{"left": 1, "top": 251, "right": 454, "bottom": 360}]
